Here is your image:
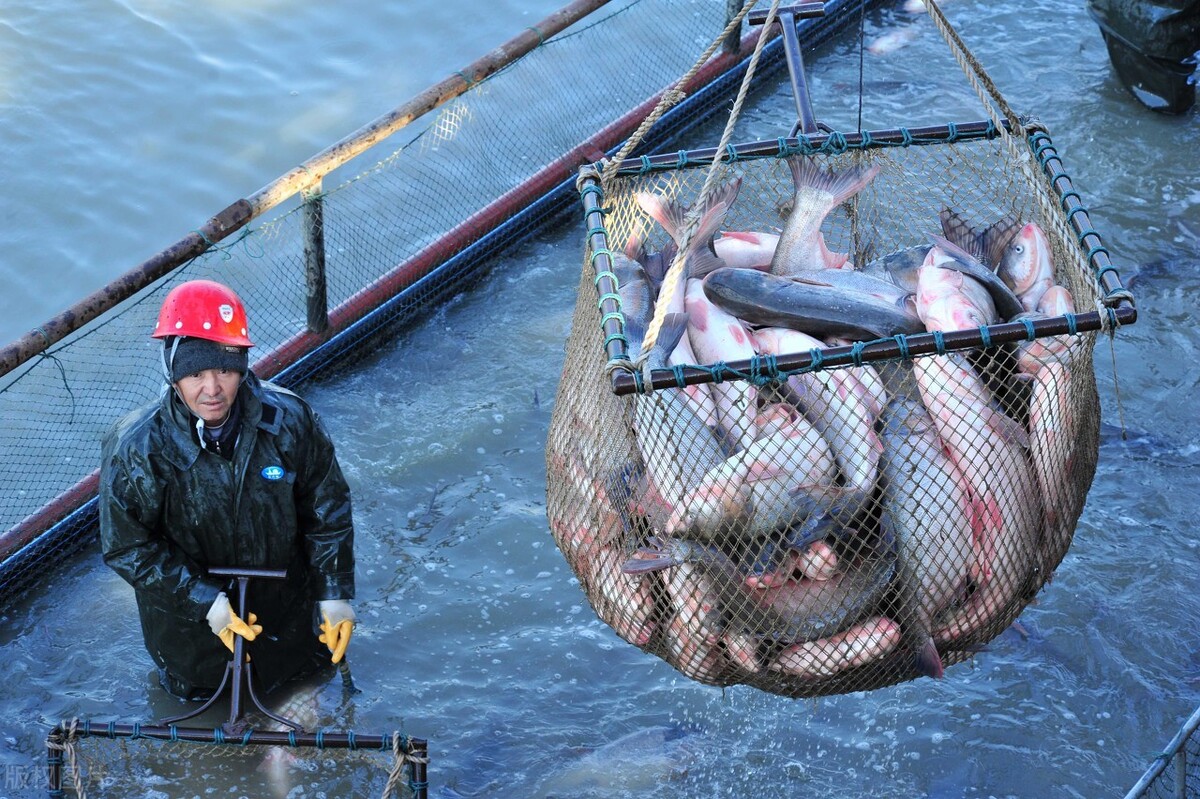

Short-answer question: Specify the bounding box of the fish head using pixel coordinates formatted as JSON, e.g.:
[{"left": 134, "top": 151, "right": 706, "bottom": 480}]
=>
[{"left": 998, "top": 221, "right": 1053, "bottom": 297}]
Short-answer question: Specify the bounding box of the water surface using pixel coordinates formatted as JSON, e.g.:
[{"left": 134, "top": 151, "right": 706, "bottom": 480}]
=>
[{"left": 2, "top": 1, "right": 1199, "bottom": 797}]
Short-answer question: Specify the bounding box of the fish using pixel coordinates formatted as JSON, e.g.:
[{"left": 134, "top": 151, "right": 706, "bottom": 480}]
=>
[
  {"left": 533, "top": 725, "right": 697, "bottom": 798},
  {"left": 714, "top": 230, "right": 778, "bottom": 270},
  {"left": 752, "top": 326, "right": 882, "bottom": 525},
  {"left": 994, "top": 219, "right": 1056, "bottom": 313},
  {"left": 684, "top": 269, "right": 759, "bottom": 454},
  {"left": 1014, "top": 284, "right": 1081, "bottom": 377},
  {"left": 630, "top": 313, "right": 727, "bottom": 516},
  {"left": 769, "top": 615, "right": 902, "bottom": 678},
  {"left": 703, "top": 266, "right": 925, "bottom": 339},
  {"left": 913, "top": 353, "right": 1042, "bottom": 646},
  {"left": 635, "top": 184, "right": 741, "bottom": 428},
  {"left": 770, "top": 157, "right": 880, "bottom": 276},
  {"left": 877, "top": 373, "right": 976, "bottom": 678},
  {"left": 664, "top": 408, "right": 837, "bottom": 541},
  {"left": 626, "top": 535, "right": 895, "bottom": 644},
  {"left": 866, "top": 26, "right": 920, "bottom": 55},
  {"left": 612, "top": 250, "right": 656, "bottom": 362},
  {"left": 1027, "top": 359, "right": 1088, "bottom": 583},
  {"left": 929, "top": 233, "right": 1025, "bottom": 321},
  {"left": 914, "top": 243, "right": 998, "bottom": 332}
]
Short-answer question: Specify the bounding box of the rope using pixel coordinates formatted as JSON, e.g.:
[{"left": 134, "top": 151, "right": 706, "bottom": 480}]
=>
[
  {"left": 635, "top": 0, "right": 784, "bottom": 365},
  {"left": 47, "top": 719, "right": 88, "bottom": 798},
  {"left": 921, "top": 0, "right": 1023, "bottom": 135},
  {"left": 380, "top": 732, "right": 428, "bottom": 799},
  {"left": 598, "top": 0, "right": 760, "bottom": 189}
]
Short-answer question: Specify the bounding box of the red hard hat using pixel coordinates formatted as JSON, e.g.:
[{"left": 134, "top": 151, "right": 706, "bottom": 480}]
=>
[{"left": 151, "top": 279, "right": 254, "bottom": 347}]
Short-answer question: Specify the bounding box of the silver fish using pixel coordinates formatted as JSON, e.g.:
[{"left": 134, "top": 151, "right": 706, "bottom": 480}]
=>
[
  {"left": 878, "top": 373, "right": 975, "bottom": 678},
  {"left": 631, "top": 313, "right": 726, "bottom": 516},
  {"left": 771, "top": 157, "right": 880, "bottom": 275},
  {"left": 915, "top": 353, "right": 1042, "bottom": 647}
]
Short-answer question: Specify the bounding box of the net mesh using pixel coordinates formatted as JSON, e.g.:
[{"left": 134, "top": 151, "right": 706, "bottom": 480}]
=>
[{"left": 545, "top": 126, "right": 1108, "bottom": 697}]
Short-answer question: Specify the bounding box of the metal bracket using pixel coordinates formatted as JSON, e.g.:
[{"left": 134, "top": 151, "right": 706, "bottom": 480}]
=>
[
  {"left": 159, "top": 567, "right": 305, "bottom": 735},
  {"left": 748, "top": 2, "right": 830, "bottom": 136}
]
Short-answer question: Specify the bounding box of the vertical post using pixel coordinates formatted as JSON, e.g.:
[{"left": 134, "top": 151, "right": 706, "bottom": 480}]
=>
[
  {"left": 302, "top": 183, "right": 330, "bottom": 334},
  {"left": 410, "top": 737, "right": 429, "bottom": 799},
  {"left": 723, "top": 0, "right": 743, "bottom": 55},
  {"left": 45, "top": 726, "right": 64, "bottom": 797}
]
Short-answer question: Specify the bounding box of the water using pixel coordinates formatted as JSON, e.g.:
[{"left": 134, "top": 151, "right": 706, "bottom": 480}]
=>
[
  {"left": 0, "top": 0, "right": 567, "bottom": 348},
  {"left": 2, "top": 0, "right": 1200, "bottom": 797}
]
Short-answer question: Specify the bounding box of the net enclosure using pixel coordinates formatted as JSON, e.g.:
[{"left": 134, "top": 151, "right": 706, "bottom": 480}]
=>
[{"left": 545, "top": 4, "right": 1136, "bottom": 698}]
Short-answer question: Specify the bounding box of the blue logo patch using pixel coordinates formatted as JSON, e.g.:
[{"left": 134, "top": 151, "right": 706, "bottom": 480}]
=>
[{"left": 261, "top": 465, "right": 285, "bottom": 481}]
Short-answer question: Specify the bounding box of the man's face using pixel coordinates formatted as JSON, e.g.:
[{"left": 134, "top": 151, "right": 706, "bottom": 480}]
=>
[{"left": 174, "top": 368, "right": 242, "bottom": 424}]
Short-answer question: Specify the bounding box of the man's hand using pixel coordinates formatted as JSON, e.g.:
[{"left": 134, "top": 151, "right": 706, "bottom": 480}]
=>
[
  {"left": 206, "top": 592, "right": 263, "bottom": 653},
  {"left": 318, "top": 599, "right": 355, "bottom": 664}
]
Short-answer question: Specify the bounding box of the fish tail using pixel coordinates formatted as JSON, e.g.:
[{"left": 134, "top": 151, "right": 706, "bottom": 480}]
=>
[
  {"left": 788, "top": 157, "right": 881, "bottom": 207},
  {"left": 915, "top": 636, "right": 945, "bottom": 679},
  {"left": 937, "top": 207, "right": 988, "bottom": 263}
]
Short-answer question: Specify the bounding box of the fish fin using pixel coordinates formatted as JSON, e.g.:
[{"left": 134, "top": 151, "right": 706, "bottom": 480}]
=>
[
  {"left": 929, "top": 234, "right": 988, "bottom": 271},
  {"left": 653, "top": 312, "right": 691, "bottom": 360},
  {"left": 916, "top": 638, "right": 945, "bottom": 679},
  {"left": 639, "top": 241, "right": 677, "bottom": 290},
  {"left": 635, "top": 191, "right": 686, "bottom": 240},
  {"left": 621, "top": 555, "right": 674, "bottom": 574},
  {"left": 685, "top": 200, "right": 733, "bottom": 278},
  {"left": 983, "top": 405, "right": 1030, "bottom": 448},
  {"left": 982, "top": 216, "right": 1021, "bottom": 270},
  {"left": 938, "top": 207, "right": 988, "bottom": 263},
  {"left": 791, "top": 274, "right": 837, "bottom": 288}
]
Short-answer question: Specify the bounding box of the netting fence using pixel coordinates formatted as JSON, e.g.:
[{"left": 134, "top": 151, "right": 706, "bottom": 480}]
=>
[
  {"left": 1125, "top": 704, "right": 1200, "bottom": 799},
  {"left": 0, "top": 0, "right": 877, "bottom": 603}
]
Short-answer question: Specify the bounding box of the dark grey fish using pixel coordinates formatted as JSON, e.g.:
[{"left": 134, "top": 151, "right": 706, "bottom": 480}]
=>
[
  {"left": 860, "top": 243, "right": 932, "bottom": 294},
  {"left": 702, "top": 266, "right": 924, "bottom": 339}
]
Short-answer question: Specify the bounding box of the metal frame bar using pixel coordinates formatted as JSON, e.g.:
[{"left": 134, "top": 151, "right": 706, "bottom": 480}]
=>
[
  {"left": 46, "top": 721, "right": 428, "bottom": 799},
  {"left": 579, "top": 121, "right": 1137, "bottom": 396}
]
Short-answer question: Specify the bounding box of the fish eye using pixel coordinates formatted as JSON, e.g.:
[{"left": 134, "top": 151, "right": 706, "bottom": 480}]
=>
[{"left": 1013, "top": 244, "right": 1025, "bottom": 254}]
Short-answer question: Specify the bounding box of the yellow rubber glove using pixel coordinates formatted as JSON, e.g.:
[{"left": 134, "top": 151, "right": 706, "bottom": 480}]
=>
[
  {"left": 206, "top": 592, "right": 263, "bottom": 653},
  {"left": 317, "top": 599, "right": 355, "bottom": 664}
]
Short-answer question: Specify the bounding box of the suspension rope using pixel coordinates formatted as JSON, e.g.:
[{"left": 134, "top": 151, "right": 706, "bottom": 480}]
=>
[{"left": 635, "top": 0, "right": 784, "bottom": 367}]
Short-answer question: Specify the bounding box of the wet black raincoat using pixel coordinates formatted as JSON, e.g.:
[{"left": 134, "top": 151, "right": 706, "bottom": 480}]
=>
[{"left": 100, "top": 372, "right": 355, "bottom": 699}]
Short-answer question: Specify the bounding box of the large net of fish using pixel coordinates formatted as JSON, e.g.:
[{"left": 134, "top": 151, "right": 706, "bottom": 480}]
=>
[{"left": 545, "top": 123, "right": 1110, "bottom": 697}]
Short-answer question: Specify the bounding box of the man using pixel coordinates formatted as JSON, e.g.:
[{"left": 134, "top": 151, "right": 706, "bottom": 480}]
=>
[{"left": 100, "top": 279, "right": 357, "bottom": 701}]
